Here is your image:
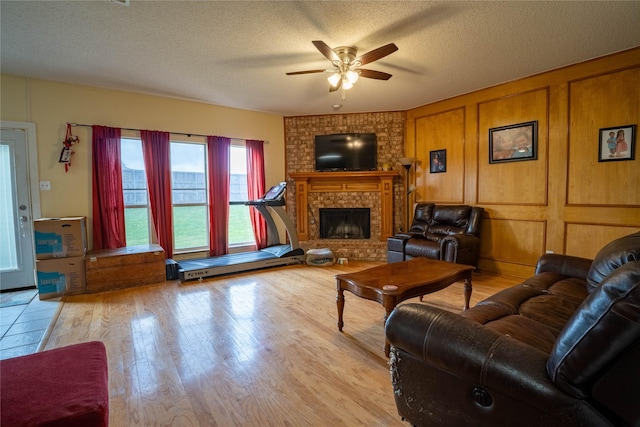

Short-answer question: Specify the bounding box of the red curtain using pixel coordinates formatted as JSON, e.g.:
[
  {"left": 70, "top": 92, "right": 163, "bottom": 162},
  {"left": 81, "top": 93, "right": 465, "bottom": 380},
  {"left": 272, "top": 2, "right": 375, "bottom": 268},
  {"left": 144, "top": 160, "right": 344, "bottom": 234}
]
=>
[
  {"left": 91, "top": 125, "right": 126, "bottom": 249},
  {"left": 246, "top": 140, "right": 267, "bottom": 249},
  {"left": 140, "top": 130, "right": 173, "bottom": 258},
  {"left": 207, "top": 136, "right": 230, "bottom": 256}
]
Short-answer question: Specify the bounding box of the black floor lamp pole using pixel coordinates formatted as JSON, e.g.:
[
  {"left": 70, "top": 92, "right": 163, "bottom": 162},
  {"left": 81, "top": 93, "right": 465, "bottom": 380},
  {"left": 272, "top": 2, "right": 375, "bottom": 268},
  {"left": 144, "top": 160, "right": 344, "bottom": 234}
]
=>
[{"left": 399, "top": 157, "right": 415, "bottom": 231}]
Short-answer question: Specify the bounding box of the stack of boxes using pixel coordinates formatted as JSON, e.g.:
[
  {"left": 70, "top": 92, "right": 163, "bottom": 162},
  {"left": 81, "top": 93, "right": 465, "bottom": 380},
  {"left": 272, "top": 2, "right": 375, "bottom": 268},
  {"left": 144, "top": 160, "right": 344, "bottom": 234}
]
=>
[{"left": 34, "top": 217, "right": 87, "bottom": 300}]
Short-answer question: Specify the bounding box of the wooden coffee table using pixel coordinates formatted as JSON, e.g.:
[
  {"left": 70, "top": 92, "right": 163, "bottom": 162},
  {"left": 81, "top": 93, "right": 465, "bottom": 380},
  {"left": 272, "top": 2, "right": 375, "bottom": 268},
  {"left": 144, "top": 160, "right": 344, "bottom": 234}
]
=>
[{"left": 335, "top": 257, "right": 474, "bottom": 356}]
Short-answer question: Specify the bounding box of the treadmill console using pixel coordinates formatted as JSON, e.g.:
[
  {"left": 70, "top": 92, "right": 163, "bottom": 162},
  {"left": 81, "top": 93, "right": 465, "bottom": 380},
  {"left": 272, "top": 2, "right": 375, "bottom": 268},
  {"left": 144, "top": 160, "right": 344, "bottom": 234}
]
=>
[
  {"left": 246, "top": 182, "right": 287, "bottom": 206},
  {"left": 263, "top": 182, "right": 286, "bottom": 201}
]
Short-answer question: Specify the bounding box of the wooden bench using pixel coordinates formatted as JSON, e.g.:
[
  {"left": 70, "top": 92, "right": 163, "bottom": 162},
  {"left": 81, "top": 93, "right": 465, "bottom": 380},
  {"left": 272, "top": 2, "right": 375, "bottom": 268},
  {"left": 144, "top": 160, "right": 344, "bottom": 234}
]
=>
[{"left": 85, "top": 244, "right": 165, "bottom": 293}]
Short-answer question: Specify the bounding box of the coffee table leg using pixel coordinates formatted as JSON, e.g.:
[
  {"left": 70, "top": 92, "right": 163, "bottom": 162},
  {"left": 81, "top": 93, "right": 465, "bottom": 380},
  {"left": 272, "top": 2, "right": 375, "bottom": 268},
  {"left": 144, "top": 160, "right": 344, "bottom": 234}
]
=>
[
  {"left": 463, "top": 276, "right": 472, "bottom": 310},
  {"left": 336, "top": 281, "right": 345, "bottom": 331}
]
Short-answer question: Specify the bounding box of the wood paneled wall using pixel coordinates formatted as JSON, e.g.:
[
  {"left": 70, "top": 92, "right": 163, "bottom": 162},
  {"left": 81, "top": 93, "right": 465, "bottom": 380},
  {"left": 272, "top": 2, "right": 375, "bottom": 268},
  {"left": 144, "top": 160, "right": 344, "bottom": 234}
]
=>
[{"left": 405, "top": 47, "right": 640, "bottom": 277}]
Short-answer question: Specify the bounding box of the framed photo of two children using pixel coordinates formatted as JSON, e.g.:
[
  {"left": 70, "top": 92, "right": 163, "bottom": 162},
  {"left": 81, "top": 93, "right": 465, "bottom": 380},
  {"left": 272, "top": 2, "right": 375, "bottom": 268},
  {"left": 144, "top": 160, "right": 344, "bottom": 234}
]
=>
[{"left": 598, "top": 125, "right": 636, "bottom": 162}]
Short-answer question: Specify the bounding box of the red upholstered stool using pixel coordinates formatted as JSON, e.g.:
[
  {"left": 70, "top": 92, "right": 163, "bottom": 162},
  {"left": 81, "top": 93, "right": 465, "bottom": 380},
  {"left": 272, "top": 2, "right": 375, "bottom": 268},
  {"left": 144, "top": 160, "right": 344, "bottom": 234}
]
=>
[{"left": 1, "top": 341, "right": 109, "bottom": 427}]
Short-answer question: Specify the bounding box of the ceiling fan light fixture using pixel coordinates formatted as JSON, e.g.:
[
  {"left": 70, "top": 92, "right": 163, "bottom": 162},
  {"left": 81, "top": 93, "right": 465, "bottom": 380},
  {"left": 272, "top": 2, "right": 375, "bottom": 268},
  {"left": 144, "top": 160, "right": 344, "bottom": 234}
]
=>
[
  {"left": 346, "top": 70, "right": 359, "bottom": 84},
  {"left": 327, "top": 73, "right": 341, "bottom": 87},
  {"left": 342, "top": 79, "right": 353, "bottom": 90}
]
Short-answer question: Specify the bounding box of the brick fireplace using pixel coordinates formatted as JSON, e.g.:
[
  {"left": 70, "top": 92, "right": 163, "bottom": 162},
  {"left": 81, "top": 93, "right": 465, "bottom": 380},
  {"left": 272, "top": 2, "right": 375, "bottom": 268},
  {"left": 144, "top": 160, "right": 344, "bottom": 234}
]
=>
[{"left": 284, "top": 112, "right": 406, "bottom": 261}]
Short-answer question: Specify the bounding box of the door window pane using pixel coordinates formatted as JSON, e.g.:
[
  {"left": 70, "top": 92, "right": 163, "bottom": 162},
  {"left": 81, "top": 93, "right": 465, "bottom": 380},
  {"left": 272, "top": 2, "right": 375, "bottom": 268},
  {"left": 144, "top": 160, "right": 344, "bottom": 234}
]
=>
[{"left": 0, "top": 144, "right": 18, "bottom": 270}]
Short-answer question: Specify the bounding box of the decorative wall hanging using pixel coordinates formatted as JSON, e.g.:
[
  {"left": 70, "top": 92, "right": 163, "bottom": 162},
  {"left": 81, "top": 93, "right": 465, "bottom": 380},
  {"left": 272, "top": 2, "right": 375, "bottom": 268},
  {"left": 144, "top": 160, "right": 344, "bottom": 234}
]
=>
[
  {"left": 59, "top": 123, "right": 80, "bottom": 172},
  {"left": 429, "top": 149, "right": 446, "bottom": 173},
  {"left": 598, "top": 124, "right": 636, "bottom": 162},
  {"left": 489, "top": 121, "right": 538, "bottom": 164}
]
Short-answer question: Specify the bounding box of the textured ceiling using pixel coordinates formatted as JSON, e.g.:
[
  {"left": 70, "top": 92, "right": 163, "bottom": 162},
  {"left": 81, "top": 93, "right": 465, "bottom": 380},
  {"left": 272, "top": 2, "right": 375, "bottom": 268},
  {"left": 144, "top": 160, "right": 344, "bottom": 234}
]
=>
[{"left": 2, "top": 1, "right": 640, "bottom": 116}]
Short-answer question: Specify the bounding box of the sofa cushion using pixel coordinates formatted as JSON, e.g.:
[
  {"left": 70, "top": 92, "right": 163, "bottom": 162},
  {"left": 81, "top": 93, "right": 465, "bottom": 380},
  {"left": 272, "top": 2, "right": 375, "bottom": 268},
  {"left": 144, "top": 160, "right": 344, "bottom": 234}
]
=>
[
  {"left": 586, "top": 231, "right": 640, "bottom": 292},
  {"left": 430, "top": 205, "right": 472, "bottom": 234},
  {"left": 547, "top": 261, "right": 640, "bottom": 399},
  {"left": 462, "top": 272, "right": 589, "bottom": 353}
]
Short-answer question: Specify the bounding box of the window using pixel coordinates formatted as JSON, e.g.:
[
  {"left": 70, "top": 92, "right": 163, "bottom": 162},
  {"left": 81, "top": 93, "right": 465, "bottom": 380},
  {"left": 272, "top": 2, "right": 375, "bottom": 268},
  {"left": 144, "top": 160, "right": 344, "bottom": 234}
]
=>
[
  {"left": 121, "top": 138, "right": 150, "bottom": 245},
  {"left": 171, "top": 142, "right": 208, "bottom": 251},
  {"left": 229, "top": 144, "right": 256, "bottom": 247},
  {"left": 121, "top": 137, "right": 256, "bottom": 253}
]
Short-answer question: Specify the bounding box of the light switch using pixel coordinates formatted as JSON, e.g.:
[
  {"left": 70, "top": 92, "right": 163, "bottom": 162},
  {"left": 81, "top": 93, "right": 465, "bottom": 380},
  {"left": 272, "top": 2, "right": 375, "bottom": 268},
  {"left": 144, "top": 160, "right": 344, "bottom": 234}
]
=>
[{"left": 39, "top": 181, "right": 51, "bottom": 191}]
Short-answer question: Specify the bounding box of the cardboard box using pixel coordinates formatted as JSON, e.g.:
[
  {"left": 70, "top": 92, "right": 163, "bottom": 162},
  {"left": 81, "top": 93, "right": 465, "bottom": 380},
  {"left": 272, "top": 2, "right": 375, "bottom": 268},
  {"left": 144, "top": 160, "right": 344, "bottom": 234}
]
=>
[
  {"left": 36, "top": 256, "right": 86, "bottom": 300},
  {"left": 34, "top": 217, "right": 87, "bottom": 260},
  {"left": 85, "top": 244, "right": 165, "bottom": 293}
]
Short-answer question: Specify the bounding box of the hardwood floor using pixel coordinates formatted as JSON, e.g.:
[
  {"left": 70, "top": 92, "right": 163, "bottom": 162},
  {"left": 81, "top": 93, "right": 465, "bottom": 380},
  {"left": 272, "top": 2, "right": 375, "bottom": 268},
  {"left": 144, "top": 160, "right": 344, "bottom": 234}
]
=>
[{"left": 44, "top": 261, "right": 522, "bottom": 426}]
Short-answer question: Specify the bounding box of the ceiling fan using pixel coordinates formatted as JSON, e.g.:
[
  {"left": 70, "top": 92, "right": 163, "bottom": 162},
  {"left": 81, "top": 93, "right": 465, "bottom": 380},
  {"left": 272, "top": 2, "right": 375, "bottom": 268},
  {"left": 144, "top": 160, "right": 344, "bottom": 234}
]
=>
[{"left": 286, "top": 40, "right": 398, "bottom": 100}]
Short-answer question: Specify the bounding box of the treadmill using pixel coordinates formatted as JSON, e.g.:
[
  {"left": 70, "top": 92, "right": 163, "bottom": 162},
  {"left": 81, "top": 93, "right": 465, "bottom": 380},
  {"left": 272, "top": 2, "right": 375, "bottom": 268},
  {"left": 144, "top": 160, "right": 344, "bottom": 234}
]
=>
[{"left": 178, "top": 182, "right": 305, "bottom": 280}]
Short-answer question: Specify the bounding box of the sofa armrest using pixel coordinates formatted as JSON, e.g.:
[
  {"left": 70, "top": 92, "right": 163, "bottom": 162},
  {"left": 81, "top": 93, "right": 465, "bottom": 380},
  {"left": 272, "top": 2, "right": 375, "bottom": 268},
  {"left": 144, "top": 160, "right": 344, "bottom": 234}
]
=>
[
  {"left": 388, "top": 235, "right": 412, "bottom": 263},
  {"left": 394, "top": 232, "right": 411, "bottom": 239},
  {"left": 386, "top": 304, "right": 578, "bottom": 409},
  {"left": 439, "top": 234, "right": 480, "bottom": 263},
  {"left": 535, "top": 254, "right": 592, "bottom": 280},
  {"left": 388, "top": 235, "right": 410, "bottom": 251}
]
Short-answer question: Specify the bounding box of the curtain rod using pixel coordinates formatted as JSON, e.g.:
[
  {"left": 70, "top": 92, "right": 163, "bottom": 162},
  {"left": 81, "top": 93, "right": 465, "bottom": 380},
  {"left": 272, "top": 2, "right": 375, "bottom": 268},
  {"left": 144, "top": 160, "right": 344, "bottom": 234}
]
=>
[{"left": 68, "top": 122, "right": 268, "bottom": 144}]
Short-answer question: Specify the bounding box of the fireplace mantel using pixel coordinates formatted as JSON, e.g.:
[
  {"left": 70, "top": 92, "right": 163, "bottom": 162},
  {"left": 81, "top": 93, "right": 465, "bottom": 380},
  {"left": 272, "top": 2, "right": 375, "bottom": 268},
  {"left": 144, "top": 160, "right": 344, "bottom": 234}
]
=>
[{"left": 289, "top": 171, "right": 399, "bottom": 241}]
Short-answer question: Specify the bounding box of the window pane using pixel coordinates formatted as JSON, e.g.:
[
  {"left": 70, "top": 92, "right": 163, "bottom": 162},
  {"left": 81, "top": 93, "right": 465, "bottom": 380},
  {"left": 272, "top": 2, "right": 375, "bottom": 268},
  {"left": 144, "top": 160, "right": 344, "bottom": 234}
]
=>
[
  {"left": 229, "top": 145, "right": 255, "bottom": 246},
  {"left": 124, "top": 207, "right": 150, "bottom": 245},
  {"left": 229, "top": 205, "right": 255, "bottom": 245},
  {"left": 173, "top": 205, "right": 208, "bottom": 249},
  {"left": 121, "top": 138, "right": 150, "bottom": 245},
  {"left": 230, "top": 146, "right": 248, "bottom": 202},
  {"left": 171, "top": 142, "right": 208, "bottom": 250}
]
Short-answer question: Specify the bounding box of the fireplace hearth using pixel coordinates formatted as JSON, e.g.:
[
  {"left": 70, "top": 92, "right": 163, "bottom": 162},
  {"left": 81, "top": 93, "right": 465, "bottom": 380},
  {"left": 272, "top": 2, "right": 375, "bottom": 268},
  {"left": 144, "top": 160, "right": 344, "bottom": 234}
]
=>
[{"left": 319, "top": 208, "right": 371, "bottom": 239}]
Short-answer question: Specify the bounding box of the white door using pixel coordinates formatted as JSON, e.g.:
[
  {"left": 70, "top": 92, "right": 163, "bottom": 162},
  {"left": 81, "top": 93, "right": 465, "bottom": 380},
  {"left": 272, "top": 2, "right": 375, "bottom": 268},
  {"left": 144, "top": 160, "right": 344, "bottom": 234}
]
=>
[{"left": 0, "top": 123, "right": 39, "bottom": 291}]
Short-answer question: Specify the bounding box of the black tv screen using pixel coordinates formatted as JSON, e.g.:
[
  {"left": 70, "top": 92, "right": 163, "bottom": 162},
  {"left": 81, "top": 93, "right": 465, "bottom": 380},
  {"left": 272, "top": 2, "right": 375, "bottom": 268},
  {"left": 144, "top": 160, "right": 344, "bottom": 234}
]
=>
[{"left": 314, "top": 133, "right": 377, "bottom": 172}]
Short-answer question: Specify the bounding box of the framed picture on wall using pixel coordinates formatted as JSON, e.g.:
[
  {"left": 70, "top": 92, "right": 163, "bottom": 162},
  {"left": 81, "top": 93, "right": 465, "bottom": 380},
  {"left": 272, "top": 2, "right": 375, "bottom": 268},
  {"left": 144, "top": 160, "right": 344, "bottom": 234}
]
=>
[
  {"left": 598, "top": 124, "right": 636, "bottom": 162},
  {"left": 429, "top": 149, "right": 446, "bottom": 173},
  {"left": 489, "top": 121, "right": 538, "bottom": 164}
]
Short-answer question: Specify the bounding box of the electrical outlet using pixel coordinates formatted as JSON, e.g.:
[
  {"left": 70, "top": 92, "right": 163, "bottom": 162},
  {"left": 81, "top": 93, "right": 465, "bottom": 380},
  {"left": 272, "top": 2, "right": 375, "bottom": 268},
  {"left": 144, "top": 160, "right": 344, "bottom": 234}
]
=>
[{"left": 39, "top": 181, "right": 51, "bottom": 191}]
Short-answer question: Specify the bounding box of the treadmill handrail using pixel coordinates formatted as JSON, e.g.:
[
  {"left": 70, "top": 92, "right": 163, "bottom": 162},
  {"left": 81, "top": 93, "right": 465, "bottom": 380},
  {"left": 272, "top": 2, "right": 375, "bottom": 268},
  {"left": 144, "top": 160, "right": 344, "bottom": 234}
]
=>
[{"left": 245, "top": 198, "right": 285, "bottom": 206}]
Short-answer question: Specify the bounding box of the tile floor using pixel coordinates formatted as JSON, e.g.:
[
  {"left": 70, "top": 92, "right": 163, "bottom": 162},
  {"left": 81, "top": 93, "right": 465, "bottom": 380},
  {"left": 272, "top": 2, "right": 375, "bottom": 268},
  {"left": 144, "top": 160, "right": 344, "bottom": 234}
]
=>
[{"left": 0, "top": 289, "right": 61, "bottom": 360}]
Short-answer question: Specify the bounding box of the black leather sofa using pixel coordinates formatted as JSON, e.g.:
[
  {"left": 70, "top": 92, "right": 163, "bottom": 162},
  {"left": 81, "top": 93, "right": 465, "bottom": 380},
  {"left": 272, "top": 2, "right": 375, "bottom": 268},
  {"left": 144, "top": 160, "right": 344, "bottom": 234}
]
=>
[
  {"left": 387, "top": 203, "right": 484, "bottom": 267},
  {"left": 385, "top": 232, "right": 640, "bottom": 426}
]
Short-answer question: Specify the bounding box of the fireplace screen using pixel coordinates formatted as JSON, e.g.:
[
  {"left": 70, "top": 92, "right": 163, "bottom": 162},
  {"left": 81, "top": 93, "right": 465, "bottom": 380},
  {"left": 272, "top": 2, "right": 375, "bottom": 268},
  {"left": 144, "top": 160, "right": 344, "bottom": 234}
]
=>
[{"left": 319, "top": 208, "right": 370, "bottom": 239}]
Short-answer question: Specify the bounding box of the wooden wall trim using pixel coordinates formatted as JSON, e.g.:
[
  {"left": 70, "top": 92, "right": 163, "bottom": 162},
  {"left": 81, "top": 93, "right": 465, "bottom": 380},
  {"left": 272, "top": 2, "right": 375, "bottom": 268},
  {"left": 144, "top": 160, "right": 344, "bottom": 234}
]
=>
[{"left": 406, "top": 47, "right": 640, "bottom": 276}]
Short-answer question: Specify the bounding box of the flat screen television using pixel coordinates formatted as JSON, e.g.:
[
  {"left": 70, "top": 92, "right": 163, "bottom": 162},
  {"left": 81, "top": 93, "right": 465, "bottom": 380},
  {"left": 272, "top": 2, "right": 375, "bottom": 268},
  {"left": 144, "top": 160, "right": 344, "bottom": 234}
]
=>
[{"left": 314, "top": 133, "right": 377, "bottom": 172}]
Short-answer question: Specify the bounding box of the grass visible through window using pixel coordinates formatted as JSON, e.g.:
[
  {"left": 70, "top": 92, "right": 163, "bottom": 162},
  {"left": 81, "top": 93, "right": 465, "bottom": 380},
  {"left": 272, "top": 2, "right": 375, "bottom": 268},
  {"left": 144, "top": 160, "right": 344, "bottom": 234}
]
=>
[{"left": 125, "top": 205, "right": 255, "bottom": 249}]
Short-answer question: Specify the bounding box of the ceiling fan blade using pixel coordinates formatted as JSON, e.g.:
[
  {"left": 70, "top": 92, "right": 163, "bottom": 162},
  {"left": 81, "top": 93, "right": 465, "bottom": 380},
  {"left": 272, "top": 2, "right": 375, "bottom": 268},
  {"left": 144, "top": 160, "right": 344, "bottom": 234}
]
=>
[
  {"left": 355, "top": 43, "right": 398, "bottom": 66},
  {"left": 312, "top": 40, "right": 340, "bottom": 62},
  {"left": 286, "top": 69, "right": 327, "bottom": 75},
  {"left": 358, "top": 69, "right": 393, "bottom": 80},
  {"left": 329, "top": 79, "right": 342, "bottom": 92}
]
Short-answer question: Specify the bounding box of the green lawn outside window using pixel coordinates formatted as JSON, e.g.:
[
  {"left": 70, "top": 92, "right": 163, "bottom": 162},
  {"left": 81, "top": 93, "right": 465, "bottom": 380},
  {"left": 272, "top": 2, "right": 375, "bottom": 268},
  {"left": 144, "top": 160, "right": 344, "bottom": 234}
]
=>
[{"left": 125, "top": 205, "right": 255, "bottom": 248}]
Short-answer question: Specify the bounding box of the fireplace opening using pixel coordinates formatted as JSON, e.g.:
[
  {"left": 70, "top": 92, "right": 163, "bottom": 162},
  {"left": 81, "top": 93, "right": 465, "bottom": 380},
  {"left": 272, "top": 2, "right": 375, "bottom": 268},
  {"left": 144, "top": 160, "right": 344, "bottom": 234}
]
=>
[{"left": 319, "top": 208, "right": 370, "bottom": 239}]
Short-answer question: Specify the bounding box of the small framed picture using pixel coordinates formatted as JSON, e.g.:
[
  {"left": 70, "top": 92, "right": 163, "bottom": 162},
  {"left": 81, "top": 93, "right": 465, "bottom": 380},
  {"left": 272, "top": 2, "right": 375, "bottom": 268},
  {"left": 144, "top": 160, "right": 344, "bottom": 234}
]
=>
[
  {"left": 598, "top": 125, "right": 636, "bottom": 162},
  {"left": 430, "top": 149, "right": 446, "bottom": 173},
  {"left": 58, "top": 146, "right": 72, "bottom": 163},
  {"left": 489, "top": 121, "right": 538, "bottom": 164}
]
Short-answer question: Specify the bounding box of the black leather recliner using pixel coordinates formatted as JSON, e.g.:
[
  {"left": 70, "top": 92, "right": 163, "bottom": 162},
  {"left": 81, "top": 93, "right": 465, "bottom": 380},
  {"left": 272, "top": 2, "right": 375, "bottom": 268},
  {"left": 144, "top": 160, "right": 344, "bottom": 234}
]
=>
[
  {"left": 387, "top": 203, "right": 484, "bottom": 267},
  {"left": 385, "top": 232, "right": 640, "bottom": 427}
]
